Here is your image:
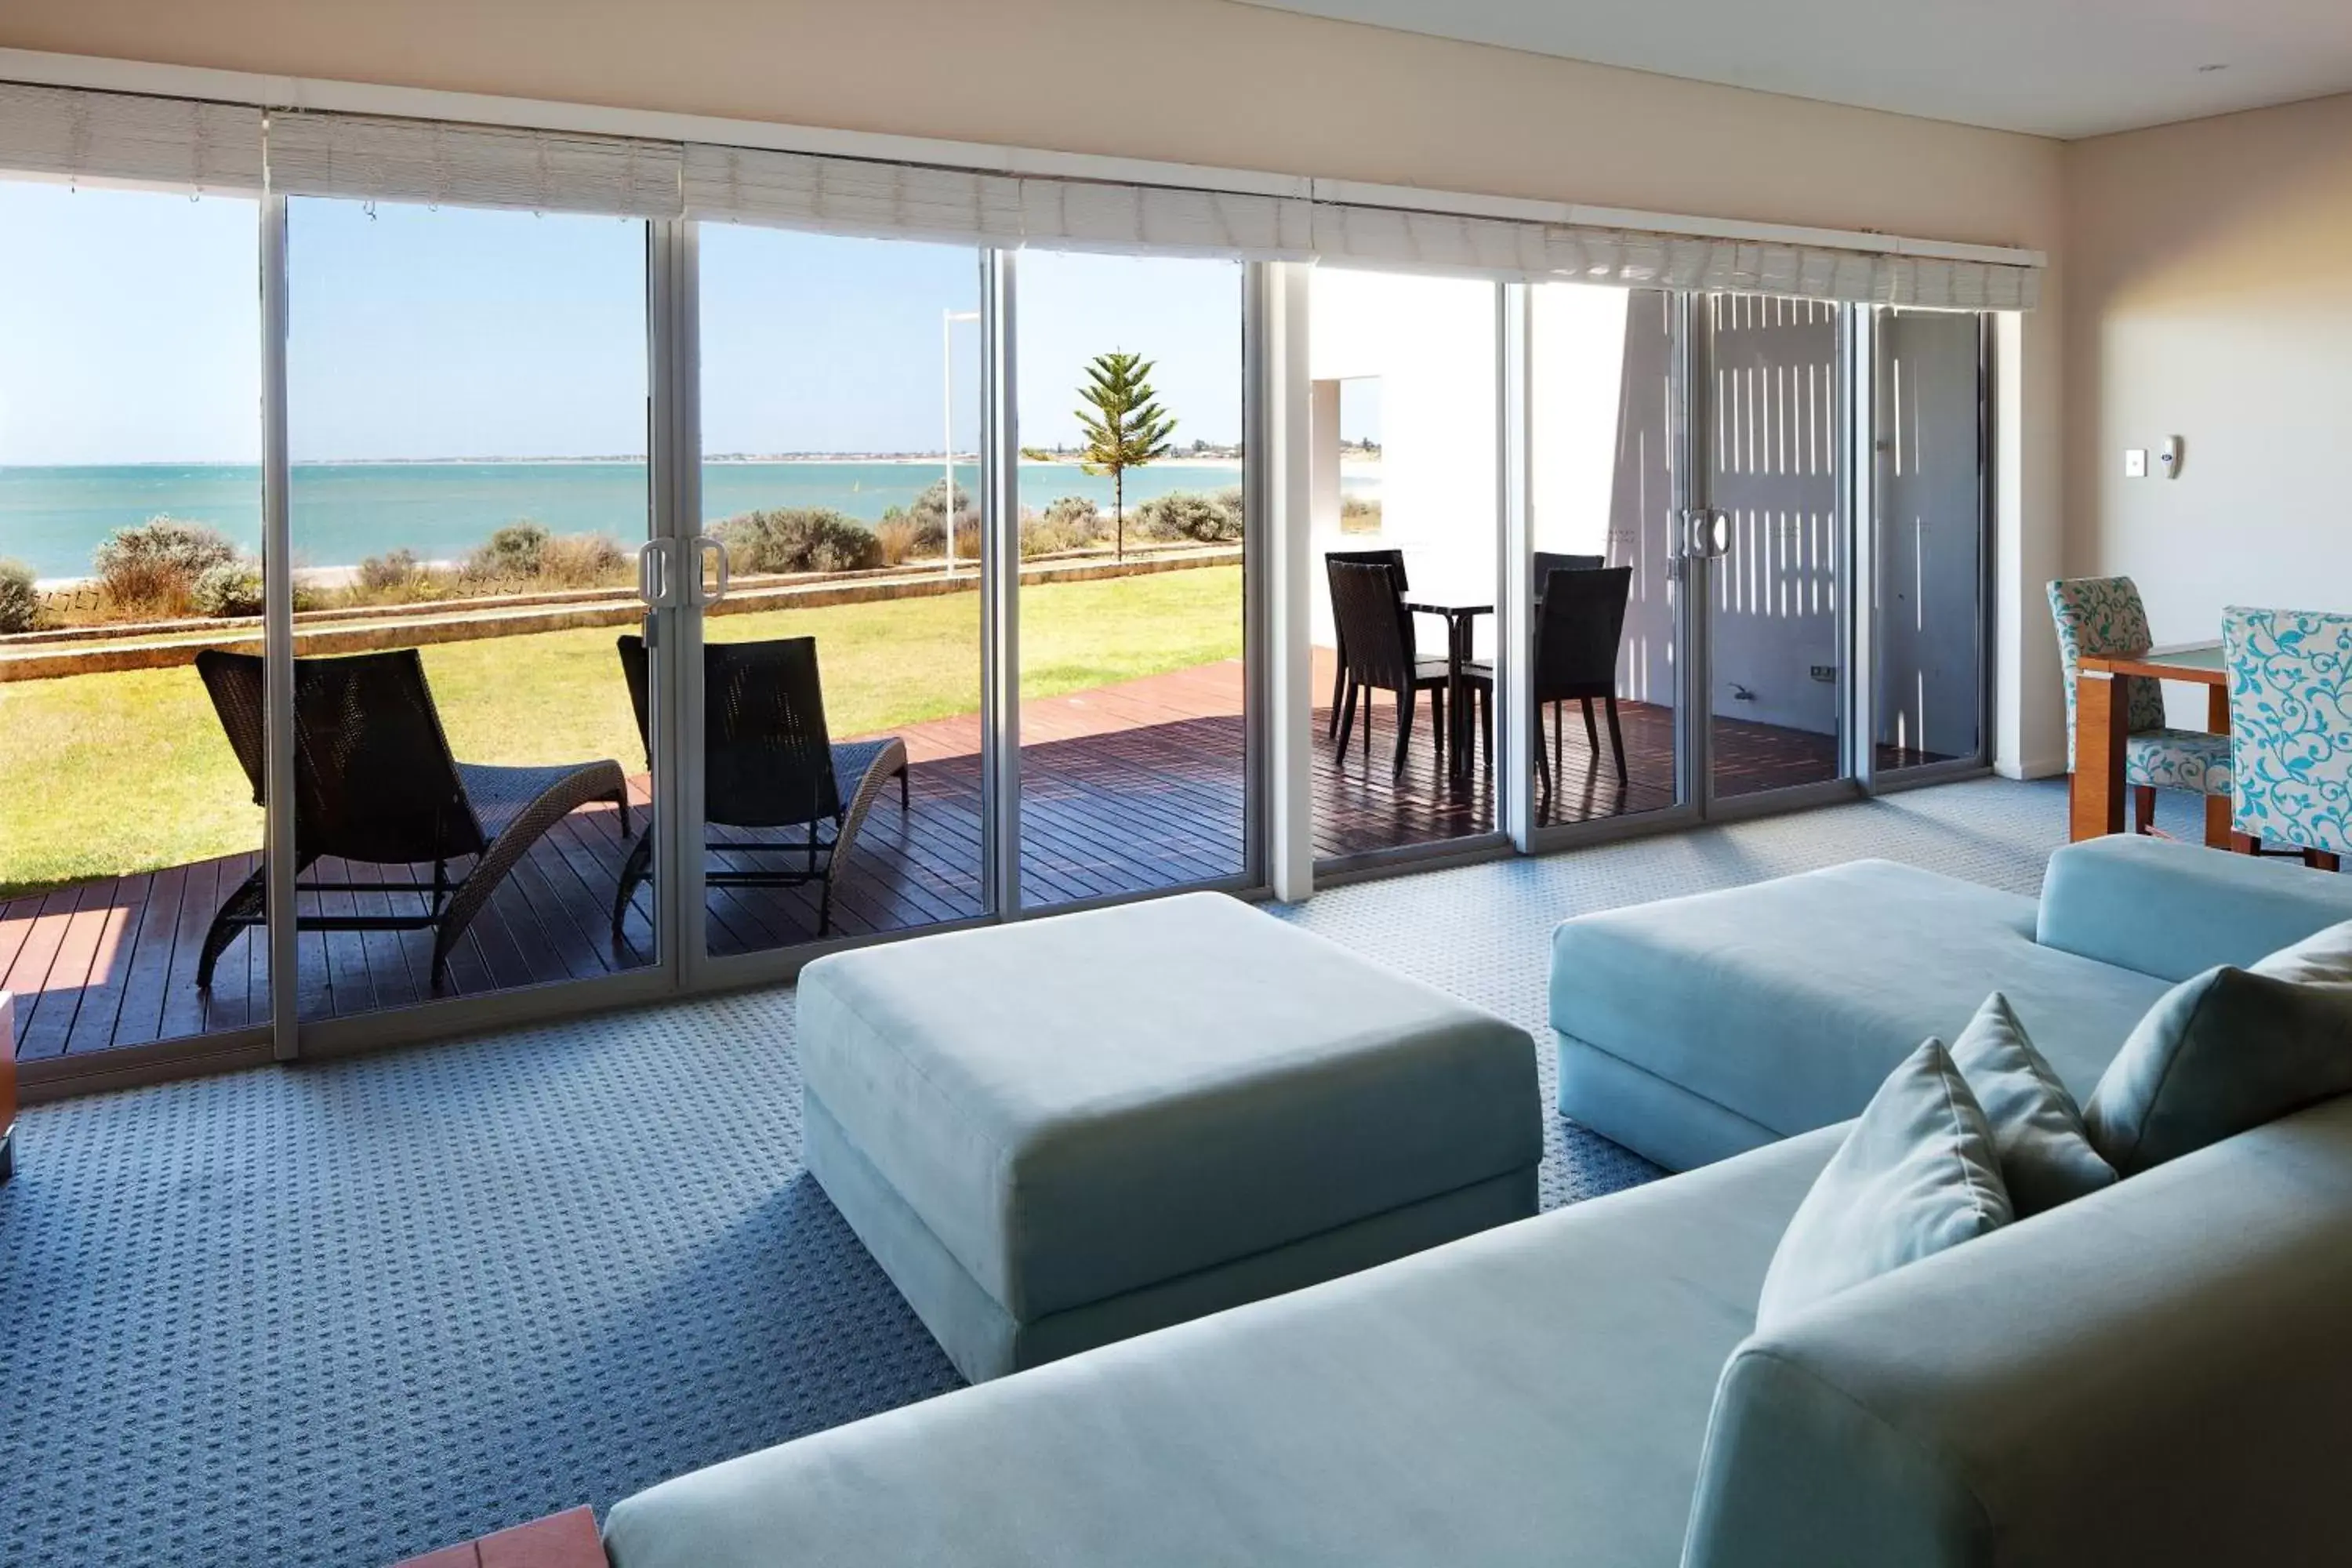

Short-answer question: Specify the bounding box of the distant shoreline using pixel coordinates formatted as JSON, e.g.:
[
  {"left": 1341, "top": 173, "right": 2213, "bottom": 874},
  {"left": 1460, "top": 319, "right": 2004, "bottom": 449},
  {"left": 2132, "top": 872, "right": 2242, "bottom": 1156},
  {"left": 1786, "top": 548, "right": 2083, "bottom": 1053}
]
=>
[
  {"left": 9, "top": 456, "right": 1379, "bottom": 583},
  {"left": 4, "top": 452, "right": 1363, "bottom": 470}
]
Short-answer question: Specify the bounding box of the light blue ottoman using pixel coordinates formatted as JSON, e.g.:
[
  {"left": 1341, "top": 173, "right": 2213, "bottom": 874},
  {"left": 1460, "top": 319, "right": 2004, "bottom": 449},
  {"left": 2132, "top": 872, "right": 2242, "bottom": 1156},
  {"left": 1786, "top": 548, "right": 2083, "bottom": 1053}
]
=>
[{"left": 799, "top": 891, "right": 1542, "bottom": 1382}]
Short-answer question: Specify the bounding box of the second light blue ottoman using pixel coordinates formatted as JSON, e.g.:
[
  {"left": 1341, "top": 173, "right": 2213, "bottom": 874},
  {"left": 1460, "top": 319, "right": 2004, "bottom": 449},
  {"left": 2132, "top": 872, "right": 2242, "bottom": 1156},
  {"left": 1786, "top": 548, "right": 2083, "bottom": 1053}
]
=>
[{"left": 799, "top": 891, "right": 1541, "bottom": 1382}]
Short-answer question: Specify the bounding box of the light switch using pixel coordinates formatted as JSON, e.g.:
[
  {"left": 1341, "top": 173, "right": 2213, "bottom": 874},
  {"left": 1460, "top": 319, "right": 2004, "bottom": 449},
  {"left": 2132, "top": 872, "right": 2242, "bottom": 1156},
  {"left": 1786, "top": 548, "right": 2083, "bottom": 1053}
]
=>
[{"left": 2124, "top": 448, "right": 2148, "bottom": 478}]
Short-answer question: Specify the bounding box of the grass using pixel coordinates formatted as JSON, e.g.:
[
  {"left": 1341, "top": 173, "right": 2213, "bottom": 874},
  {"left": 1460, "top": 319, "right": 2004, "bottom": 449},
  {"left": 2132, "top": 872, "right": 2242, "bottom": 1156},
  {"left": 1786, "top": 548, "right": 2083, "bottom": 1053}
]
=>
[{"left": 0, "top": 566, "right": 1240, "bottom": 898}]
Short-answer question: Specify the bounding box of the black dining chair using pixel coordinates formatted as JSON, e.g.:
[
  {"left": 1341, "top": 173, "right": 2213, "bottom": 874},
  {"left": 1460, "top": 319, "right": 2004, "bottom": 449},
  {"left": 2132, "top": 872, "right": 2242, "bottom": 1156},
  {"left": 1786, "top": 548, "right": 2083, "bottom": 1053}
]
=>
[
  {"left": 1534, "top": 552, "right": 1605, "bottom": 592},
  {"left": 1532, "top": 565, "right": 1634, "bottom": 807},
  {"left": 612, "top": 634, "right": 909, "bottom": 940},
  {"left": 1323, "top": 548, "right": 1409, "bottom": 739},
  {"left": 1327, "top": 558, "right": 1488, "bottom": 778}
]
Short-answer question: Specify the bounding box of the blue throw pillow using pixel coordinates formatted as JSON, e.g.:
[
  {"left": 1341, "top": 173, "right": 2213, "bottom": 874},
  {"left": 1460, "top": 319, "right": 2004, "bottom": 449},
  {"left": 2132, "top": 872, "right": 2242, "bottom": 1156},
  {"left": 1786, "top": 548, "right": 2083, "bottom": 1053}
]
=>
[
  {"left": 1947, "top": 993, "right": 2115, "bottom": 1218},
  {"left": 1756, "top": 1040, "right": 2012, "bottom": 1333},
  {"left": 2085, "top": 924, "right": 2352, "bottom": 1176}
]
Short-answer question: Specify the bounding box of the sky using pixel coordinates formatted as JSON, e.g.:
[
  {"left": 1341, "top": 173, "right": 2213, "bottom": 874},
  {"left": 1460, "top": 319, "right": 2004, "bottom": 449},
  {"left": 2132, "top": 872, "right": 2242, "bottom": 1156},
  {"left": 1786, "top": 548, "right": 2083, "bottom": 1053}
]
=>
[{"left": 0, "top": 177, "right": 1267, "bottom": 465}]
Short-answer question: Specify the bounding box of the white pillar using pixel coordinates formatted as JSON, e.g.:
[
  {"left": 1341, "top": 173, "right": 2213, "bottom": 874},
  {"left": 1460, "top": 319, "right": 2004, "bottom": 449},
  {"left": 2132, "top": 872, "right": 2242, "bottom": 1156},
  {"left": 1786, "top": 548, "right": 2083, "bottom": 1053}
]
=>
[{"left": 1261, "top": 263, "right": 1316, "bottom": 902}]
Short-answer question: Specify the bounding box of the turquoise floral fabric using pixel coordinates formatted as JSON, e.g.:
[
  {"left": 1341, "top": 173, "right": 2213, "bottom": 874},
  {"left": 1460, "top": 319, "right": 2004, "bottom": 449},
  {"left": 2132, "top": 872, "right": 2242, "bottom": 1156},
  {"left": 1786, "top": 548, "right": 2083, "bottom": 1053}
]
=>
[
  {"left": 2126, "top": 728, "right": 2230, "bottom": 794},
  {"left": 2227, "top": 605, "right": 2352, "bottom": 856},
  {"left": 2048, "top": 576, "right": 2208, "bottom": 792}
]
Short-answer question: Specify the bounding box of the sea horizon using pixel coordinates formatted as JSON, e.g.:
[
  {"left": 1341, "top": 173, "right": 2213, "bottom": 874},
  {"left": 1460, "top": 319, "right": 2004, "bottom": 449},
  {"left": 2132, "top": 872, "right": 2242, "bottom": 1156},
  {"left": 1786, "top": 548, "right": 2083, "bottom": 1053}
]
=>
[{"left": 2, "top": 458, "right": 1378, "bottom": 582}]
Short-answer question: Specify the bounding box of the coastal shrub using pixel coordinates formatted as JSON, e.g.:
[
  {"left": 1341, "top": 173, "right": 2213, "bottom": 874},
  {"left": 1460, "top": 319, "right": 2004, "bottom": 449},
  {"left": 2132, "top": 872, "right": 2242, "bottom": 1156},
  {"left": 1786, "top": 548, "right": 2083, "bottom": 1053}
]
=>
[
  {"left": 874, "top": 517, "right": 919, "bottom": 568},
  {"left": 1341, "top": 494, "right": 1383, "bottom": 535},
  {"left": 191, "top": 561, "right": 265, "bottom": 619},
  {"left": 468, "top": 521, "right": 551, "bottom": 583},
  {"left": 888, "top": 478, "right": 979, "bottom": 555},
  {"left": 358, "top": 548, "right": 423, "bottom": 593},
  {"left": 0, "top": 558, "right": 38, "bottom": 634},
  {"left": 93, "top": 516, "right": 238, "bottom": 613},
  {"left": 717, "top": 508, "right": 883, "bottom": 574},
  {"left": 537, "top": 532, "right": 629, "bottom": 587},
  {"left": 1133, "top": 489, "right": 1243, "bottom": 543},
  {"left": 1020, "top": 496, "right": 1102, "bottom": 558}
]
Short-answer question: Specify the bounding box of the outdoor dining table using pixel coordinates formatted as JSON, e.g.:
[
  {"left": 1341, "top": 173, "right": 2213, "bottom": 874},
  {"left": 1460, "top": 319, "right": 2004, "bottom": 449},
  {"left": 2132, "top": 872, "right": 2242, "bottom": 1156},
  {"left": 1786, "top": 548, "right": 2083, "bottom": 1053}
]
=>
[
  {"left": 1403, "top": 591, "right": 1493, "bottom": 782},
  {"left": 2069, "top": 641, "right": 2231, "bottom": 848}
]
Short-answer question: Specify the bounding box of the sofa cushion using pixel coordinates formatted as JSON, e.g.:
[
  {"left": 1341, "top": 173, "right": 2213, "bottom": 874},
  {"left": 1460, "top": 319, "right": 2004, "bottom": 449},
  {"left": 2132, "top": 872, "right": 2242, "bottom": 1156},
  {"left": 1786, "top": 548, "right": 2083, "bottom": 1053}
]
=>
[
  {"left": 1685, "top": 1095, "right": 2352, "bottom": 1568},
  {"left": 1757, "top": 1043, "right": 2010, "bottom": 1332},
  {"left": 797, "top": 891, "right": 1541, "bottom": 1320},
  {"left": 603, "top": 1125, "right": 1844, "bottom": 1568},
  {"left": 2085, "top": 960, "right": 2352, "bottom": 1176},
  {"left": 1552, "top": 861, "right": 2168, "bottom": 1166},
  {"left": 1948, "top": 993, "right": 2115, "bottom": 1217},
  {"left": 2037, "top": 833, "right": 2352, "bottom": 984}
]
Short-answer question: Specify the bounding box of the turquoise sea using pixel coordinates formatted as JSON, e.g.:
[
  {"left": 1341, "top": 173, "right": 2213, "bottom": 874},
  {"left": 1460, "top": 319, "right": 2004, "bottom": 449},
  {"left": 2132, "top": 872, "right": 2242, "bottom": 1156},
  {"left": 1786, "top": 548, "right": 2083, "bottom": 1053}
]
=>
[{"left": 0, "top": 459, "right": 1312, "bottom": 580}]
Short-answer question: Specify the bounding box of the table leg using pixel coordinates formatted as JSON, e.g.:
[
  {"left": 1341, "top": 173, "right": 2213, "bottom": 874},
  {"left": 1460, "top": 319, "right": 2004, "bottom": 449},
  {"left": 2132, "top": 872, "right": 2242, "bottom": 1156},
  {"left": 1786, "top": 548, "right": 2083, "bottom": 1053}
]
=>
[
  {"left": 2204, "top": 683, "right": 2234, "bottom": 850},
  {"left": 2070, "top": 672, "right": 2127, "bottom": 841},
  {"left": 1447, "top": 613, "right": 1468, "bottom": 783}
]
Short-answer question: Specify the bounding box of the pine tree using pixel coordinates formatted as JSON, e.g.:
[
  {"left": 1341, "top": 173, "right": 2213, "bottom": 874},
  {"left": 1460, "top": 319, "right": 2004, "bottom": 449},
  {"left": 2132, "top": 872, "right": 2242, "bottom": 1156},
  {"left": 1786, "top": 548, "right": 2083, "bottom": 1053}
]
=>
[{"left": 1075, "top": 350, "right": 1177, "bottom": 563}]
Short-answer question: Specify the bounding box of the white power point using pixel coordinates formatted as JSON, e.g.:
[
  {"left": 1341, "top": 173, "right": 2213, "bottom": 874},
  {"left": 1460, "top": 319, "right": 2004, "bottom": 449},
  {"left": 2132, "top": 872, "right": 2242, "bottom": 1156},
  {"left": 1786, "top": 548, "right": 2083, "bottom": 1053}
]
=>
[{"left": 2124, "top": 448, "right": 2148, "bottom": 478}]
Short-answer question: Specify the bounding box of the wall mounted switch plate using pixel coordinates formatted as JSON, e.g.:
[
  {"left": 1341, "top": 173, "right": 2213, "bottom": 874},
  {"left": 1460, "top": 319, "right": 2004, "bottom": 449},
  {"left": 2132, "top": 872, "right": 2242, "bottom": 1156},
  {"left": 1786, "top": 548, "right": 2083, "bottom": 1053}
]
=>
[{"left": 2124, "top": 448, "right": 2147, "bottom": 477}]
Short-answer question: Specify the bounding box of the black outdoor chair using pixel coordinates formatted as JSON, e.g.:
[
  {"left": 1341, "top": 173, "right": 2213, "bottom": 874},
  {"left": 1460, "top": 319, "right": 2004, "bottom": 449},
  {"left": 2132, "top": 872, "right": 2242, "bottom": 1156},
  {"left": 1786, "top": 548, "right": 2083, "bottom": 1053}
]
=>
[
  {"left": 191, "top": 648, "right": 629, "bottom": 988},
  {"left": 1533, "top": 565, "right": 1635, "bottom": 805},
  {"left": 1533, "top": 551, "right": 1605, "bottom": 592},
  {"left": 1326, "top": 558, "right": 1488, "bottom": 778},
  {"left": 612, "top": 635, "right": 909, "bottom": 942},
  {"left": 1323, "top": 548, "right": 1409, "bottom": 739}
]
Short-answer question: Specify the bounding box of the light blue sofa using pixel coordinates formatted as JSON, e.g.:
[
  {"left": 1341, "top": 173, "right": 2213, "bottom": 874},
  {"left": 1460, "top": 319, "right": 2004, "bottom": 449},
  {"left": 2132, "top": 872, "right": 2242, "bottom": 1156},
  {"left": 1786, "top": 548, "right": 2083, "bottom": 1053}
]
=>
[
  {"left": 1553, "top": 833, "right": 2352, "bottom": 1171},
  {"left": 587, "top": 836, "right": 2352, "bottom": 1566}
]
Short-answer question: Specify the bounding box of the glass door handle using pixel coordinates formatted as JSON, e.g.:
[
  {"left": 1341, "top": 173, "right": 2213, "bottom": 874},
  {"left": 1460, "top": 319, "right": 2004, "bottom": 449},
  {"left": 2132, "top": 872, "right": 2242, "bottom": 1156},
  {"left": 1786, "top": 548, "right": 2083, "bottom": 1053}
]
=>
[
  {"left": 691, "top": 535, "right": 731, "bottom": 606},
  {"left": 637, "top": 537, "right": 680, "bottom": 607},
  {"left": 1675, "top": 509, "right": 1731, "bottom": 561}
]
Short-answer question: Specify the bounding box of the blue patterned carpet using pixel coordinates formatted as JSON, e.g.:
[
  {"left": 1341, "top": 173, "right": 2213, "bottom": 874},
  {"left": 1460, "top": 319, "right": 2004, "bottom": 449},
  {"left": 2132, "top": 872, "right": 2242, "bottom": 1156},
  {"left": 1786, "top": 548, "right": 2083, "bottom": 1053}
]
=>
[{"left": 0, "top": 775, "right": 2132, "bottom": 1566}]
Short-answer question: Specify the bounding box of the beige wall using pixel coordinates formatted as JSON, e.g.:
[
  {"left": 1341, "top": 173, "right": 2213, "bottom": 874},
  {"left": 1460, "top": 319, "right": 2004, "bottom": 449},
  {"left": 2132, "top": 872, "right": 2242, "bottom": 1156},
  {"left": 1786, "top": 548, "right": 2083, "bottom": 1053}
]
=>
[
  {"left": 1, "top": 0, "right": 2068, "bottom": 768},
  {"left": 2065, "top": 93, "right": 2352, "bottom": 728}
]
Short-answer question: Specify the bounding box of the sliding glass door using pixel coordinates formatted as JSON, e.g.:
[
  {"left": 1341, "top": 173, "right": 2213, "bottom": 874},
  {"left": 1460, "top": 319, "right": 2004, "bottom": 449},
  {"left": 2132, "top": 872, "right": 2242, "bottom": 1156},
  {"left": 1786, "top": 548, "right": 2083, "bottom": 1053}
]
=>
[
  {"left": 284, "top": 198, "right": 660, "bottom": 1025},
  {"left": 1013, "top": 249, "right": 1253, "bottom": 908},
  {"left": 0, "top": 174, "right": 269, "bottom": 1063},
  {"left": 1307, "top": 267, "right": 1503, "bottom": 870},
  {"left": 692, "top": 224, "right": 992, "bottom": 957},
  {"left": 1866, "top": 308, "right": 1987, "bottom": 779},
  {"left": 1526, "top": 284, "right": 1685, "bottom": 831},
  {"left": 1691, "top": 294, "right": 1853, "bottom": 807}
]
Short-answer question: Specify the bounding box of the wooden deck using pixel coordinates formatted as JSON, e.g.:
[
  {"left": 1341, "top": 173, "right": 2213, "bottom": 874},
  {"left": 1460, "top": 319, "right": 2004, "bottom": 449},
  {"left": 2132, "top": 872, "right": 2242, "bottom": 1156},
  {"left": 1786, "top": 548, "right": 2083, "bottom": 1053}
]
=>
[{"left": 3, "top": 658, "right": 1928, "bottom": 1064}]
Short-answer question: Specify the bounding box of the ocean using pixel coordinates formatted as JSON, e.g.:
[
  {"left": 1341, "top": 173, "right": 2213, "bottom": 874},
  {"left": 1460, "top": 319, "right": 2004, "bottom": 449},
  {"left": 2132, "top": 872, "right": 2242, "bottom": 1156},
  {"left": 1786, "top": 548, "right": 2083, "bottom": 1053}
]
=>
[{"left": 0, "top": 459, "right": 1359, "bottom": 581}]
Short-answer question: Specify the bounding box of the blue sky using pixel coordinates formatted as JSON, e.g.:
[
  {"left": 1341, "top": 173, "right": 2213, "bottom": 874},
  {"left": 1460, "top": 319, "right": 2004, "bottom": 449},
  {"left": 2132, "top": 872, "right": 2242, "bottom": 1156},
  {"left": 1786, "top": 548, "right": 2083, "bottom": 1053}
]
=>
[{"left": 0, "top": 179, "right": 1256, "bottom": 464}]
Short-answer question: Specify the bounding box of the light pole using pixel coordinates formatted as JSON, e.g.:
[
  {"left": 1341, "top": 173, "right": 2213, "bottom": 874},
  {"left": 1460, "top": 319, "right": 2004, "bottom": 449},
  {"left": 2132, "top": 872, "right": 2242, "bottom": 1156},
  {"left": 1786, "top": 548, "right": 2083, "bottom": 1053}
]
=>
[{"left": 942, "top": 309, "right": 980, "bottom": 573}]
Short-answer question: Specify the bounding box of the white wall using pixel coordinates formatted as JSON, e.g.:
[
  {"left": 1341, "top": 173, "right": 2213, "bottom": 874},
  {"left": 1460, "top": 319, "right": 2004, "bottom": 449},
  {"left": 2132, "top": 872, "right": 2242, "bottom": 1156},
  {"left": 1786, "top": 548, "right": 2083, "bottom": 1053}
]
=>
[
  {"left": 2063, "top": 91, "right": 2352, "bottom": 728},
  {"left": 1306, "top": 267, "right": 1498, "bottom": 652}
]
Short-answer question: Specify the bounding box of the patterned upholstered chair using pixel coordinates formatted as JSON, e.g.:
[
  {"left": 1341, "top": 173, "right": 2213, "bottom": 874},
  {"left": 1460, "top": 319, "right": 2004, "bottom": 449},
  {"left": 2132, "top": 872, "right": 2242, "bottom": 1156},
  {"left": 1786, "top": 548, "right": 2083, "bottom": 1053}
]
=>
[
  {"left": 2047, "top": 576, "right": 2232, "bottom": 832},
  {"left": 2226, "top": 605, "right": 2352, "bottom": 870}
]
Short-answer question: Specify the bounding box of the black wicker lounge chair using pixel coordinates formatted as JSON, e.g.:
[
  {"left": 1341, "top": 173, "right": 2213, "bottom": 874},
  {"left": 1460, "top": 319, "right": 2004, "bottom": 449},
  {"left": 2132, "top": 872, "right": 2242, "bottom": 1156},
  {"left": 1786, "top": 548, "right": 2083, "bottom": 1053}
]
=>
[
  {"left": 612, "top": 635, "right": 909, "bottom": 941},
  {"left": 192, "top": 648, "right": 629, "bottom": 989}
]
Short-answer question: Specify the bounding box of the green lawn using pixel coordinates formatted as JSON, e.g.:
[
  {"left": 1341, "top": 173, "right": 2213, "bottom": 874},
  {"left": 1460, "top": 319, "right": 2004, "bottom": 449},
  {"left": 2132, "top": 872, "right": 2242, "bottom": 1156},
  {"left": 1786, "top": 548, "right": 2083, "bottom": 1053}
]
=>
[{"left": 0, "top": 566, "right": 1240, "bottom": 898}]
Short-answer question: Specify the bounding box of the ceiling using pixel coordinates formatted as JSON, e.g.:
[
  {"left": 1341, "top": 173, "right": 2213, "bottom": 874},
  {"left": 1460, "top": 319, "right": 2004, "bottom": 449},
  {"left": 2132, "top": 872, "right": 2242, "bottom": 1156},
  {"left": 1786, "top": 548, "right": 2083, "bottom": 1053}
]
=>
[{"left": 1234, "top": 0, "right": 2352, "bottom": 139}]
